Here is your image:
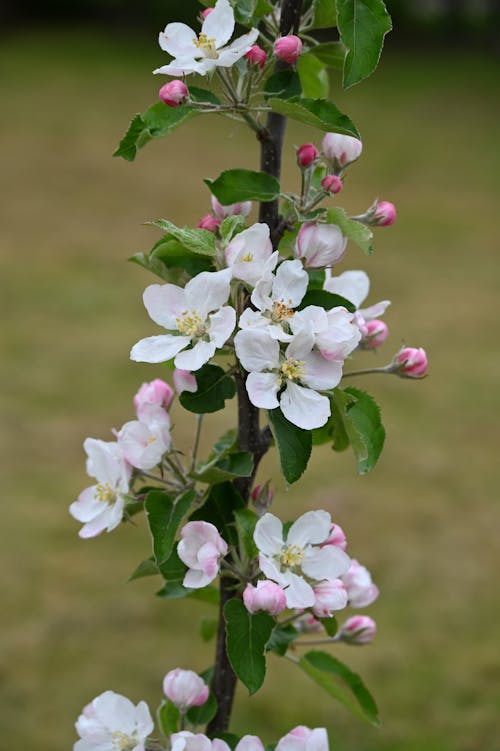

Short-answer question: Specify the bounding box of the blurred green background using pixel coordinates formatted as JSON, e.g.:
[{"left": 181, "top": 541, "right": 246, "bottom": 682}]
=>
[{"left": 1, "top": 4, "right": 500, "bottom": 750}]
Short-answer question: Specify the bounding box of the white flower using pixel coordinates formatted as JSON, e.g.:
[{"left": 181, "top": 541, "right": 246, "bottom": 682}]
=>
[
  {"left": 118, "top": 405, "right": 171, "bottom": 471},
  {"left": 224, "top": 222, "right": 276, "bottom": 287},
  {"left": 324, "top": 270, "right": 390, "bottom": 327},
  {"left": 177, "top": 521, "right": 228, "bottom": 588},
  {"left": 163, "top": 669, "right": 209, "bottom": 712},
  {"left": 234, "top": 328, "right": 343, "bottom": 429},
  {"left": 276, "top": 726, "right": 329, "bottom": 751},
  {"left": 254, "top": 511, "right": 351, "bottom": 609},
  {"left": 70, "top": 439, "right": 131, "bottom": 539},
  {"left": 295, "top": 223, "right": 347, "bottom": 269},
  {"left": 341, "top": 559, "right": 379, "bottom": 608},
  {"left": 74, "top": 690, "right": 154, "bottom": 751},
  {"left": 130, "top": 269, "right": 235, "bottom": 371},
  {"left": 291, "top": 305, "right": 361, "bottom": 361},
  {"left": 154, "top": 0, "right": 259, "bottom": 77}
]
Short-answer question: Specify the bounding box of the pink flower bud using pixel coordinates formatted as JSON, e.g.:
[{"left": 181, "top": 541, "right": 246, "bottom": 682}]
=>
[
  {"left": 159, "top": 80, "right": 188, "bottom": 108},
  {"left": 197, "top": 214, "right": 220, "bottom": 233},
  {"left": 373, "top": 200, "right": 396, "bottom": 227},
  {"left": 296, "top": 143, "right": 318, "bottom": 168},
  {"left": 295, "top": 613, "right": 323, "bottom": 633},
  {"left": 342, "top": 559, "right": 379, "bottom": 608},
  {"left": 243, "top": 580, "right": 287, "bottom": 616},
  {"left": 312, "top": 579, "right": 348, "bottom": 618},
  {"left": 274, "top": 35, "right": 303, "bottom": 64},
  {"left": 201, "top": 7, "right": 213, "bottom": 18},
  {"left": 361, "top": 319, "right": 389, "bottom": 349},
  {"left": 276, "top": 726, "right": 329, "bottom": 751},
  {"left": 321, "top": 174, "right": 343, "bottom": 194},
  {"left": 211, "top": 195, "right": 252, "bottom": 220},
  {"left": 322, "top": 133, "right": 362, "bottom": 169},
  {"left": 394, "top": 347, "right": 428, "bottom": 378},
  {"left": 322, "top": 523, "right": 348, "bottom": 551},
  {"left": 173, "top": 368, "right": 198, "bottom": 394},
  {"left": 245, "top": 44, "right": 267, "bottom": 69},
  {"left": 251, "top": 482, "right": 274, "bottom": 514},
  {"left": 178, "top": 521, "right": 228, "bottom": 589},
  {"left": 163, "top": 668, "right": 209, "bottom": 711},
  {"left": 134, "top": 379, "right": 174, "bottom": 418},
  {"left": 295, "top": 222, "right": 347, "bottom": 268},
  {"left": 338, "top": 615, "right": 376, "bottom": 645}
]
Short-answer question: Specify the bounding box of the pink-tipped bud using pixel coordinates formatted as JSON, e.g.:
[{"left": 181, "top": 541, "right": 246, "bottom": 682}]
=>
[
  {"left": 338, "top": 615, "right": 376, "bottom": 645},
  {"left": 243, "top": 580, "right": 287, "bottom": 616},
  {"left": 394, "top": 347, "right": 428, "bottom": 378},
  {"left": 274, "top": 35, "right": 303, "bottom": 64},
  {"left": 342, "top": 560, "right": 379, "bottom": 608},
  {"left": 245, "top": 44, "right": 267, "bottom": 69},
  {"left": 201, "top": 7, "right": 214, "bottom": 19},
  {"left": 295, "top": 613, "right": 323, "bottom": 633},
  {"left": 163, "top": 668, "right": 209, "bottom": 711},
  {"left": 322, "top": 133, "right": 363, "bottom": 170},
  {"left": 312, "top": 579, "right": 348, "bottom": 618},
  {"left": 173, "top": 369, "right": 198, "bottom": 394},
  {"left": 159, "top": 80, "right": 188, "bottom": 108},
  {"left": 297, "top": 143, "right": 318, "bottom": 168},
  {"left": 134, "top": 379, "right": 174, "bottom": 418},
  {"left": 321, "top": 174, "right": 343, "bottom": 194},
  {"left": 322, "top": 523, "right": 348, "bottom": 551},
  {"left": 210, "top": 195, "right": 252, "bottom": 220},
  {"left": 373, "top": 200, "right": 396, "bottom": 227},
  {"left": 361, "top": 319, "right": 389, "bottom": 349},
  {"left": 251, "top": 481, "right": 274, "bottom": 515},
  {"left": 197, "top": 214, "right": 220, "bottom": 233},
  {"left": 295, "top": 222, "right": 347, "bottom": 268}
]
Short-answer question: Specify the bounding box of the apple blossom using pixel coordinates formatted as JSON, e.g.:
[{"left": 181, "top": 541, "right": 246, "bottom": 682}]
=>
[
  {"left": 74, "top": 690, "right": 154, "bottom": 751},
  {"left": 163, "top": 669, "right": 209, "bottom": 711},
  {"left": 171, "top": 732, "right": 213, "bottom": 751},
  {"left": 276, "top": 726, "right": 329, "bottom": 751},
  {"left": 312, "top": 578, "right": 348, "bottom": 617},
  {"left": 360, "top": 319, "right": 389, "bottom": 348},
  {"left": 134, "top": 378, "right": 173, "bottom": 417},
  {"left": 118, "top": 405, "right": 171, "bottom": 471},
  {"left": 173, "top": 368, "right": 198, "bottom": 394},
  {"left": 211, "top": 736, "right": 265, "bottom": 751},
  {"left": 338, "top": 615, "right": 377, "bottom": 644},
  {"left": 321, "top": 133, "right": 362, "bottom": 170},
  {"left": 321, "top": 174, "right": 342, "bottom": 194},
  {"left": 211, "top": 195, "right": 252, "bottom": 220},
  {"left": 274, "top": 35, "right": 303, "bottom": 64},
  {"left": 342, "top": 559, "right": 379, "bottom": 608},
  {"left": 224, "top": 222, "right": 276, "bottom": 286},
  {"left": 178, "top": 521, "right": 228, "bottom": 588},
  {"left": 70, "top": 439, "right": 131, "bottom": 539},
  {"left": 245, "top": 44, "right": 267, "bottom": 69},
  {"left": 394, "top": 346, "right": 428, "bottom": 378},
  {"left": 297, "top": 143, "right": 318, "bottom": 168},
  {"left": 154, "top": 0, "right": 259, "bottom": 77},
  {"left": 373, "top": 200, "right": 396, "bottom": 226},
  {"left": 130, "top": 269, "right": 235, "bottom": 370},
  {"left": 159, "top": 80, "right": 188, "bottom": 107},
  {"left": 322, "top": 522, "right": 348, "bottom": 551},
  {"left": 324, "top": 269, "right": 391, "bottom": 329},
  {"left": 295, "top": 613, "right": 323, "bottom": 633},
  {"left": 254, "top": 510, "right": 351, "bottom": 609},
  {"left": 198, "top": 214, "right": 220, "bottom": 233},
  {"left": 243, "top": 580, "right": 287, "bottom": 615},
  {"left": 290, "top": 305, "right": 361, "bottom": 362},
  {"left": 201, "top": 8, "right": 213, "bottom": 19},
  {"left": 295, "top": 223, "right": 347, "bottom": 268}
]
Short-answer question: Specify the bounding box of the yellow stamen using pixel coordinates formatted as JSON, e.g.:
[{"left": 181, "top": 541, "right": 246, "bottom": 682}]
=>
[
  {"left": 176, "top": 309, "right": 205, "bottom": 338},
  {"left": 193, "top": 33, "right": 218, "bottom": 58},
  {"left": 111, "top": 731, "right": 136, "bottom": 751},
  {"left": 280, "top": 358, "right": 306, "bottom": 382},
  {"left": 271, "top": 297, "right": 295, "bottom": 322},
  {"left": 95, "top": 482, "right": 117, "bottom": 504},
  {"left": 241, "top": 252, "right": 254, "bottom": 263},
  {"left": 280, "top": 544, "right": 305, "bottom": 568}
]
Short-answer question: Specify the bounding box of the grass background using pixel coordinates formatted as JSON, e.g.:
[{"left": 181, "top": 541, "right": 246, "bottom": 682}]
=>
[{"left": 1, "top": 29, "right": 499, "bottom": 751}]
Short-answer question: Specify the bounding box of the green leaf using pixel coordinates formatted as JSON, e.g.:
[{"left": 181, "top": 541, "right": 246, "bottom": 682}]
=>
[
  {"left": 268, "top": 409, "right": 312, "bottom": 484},
  {"left": 128, "top": 558, "right": 159, "bottom": 581},
  {"left": 344, "top": 387, "right": 385, "bottom": 473},
  {"left": 151, "top": 237, "right": 215, "bottom": 276},
  {"left": 311, "top": 0, "right": 337, "bottom": 28},
  {"left": 157, "top": 700, "right": 180, "bottom": 737},
  {"left": 190, "top": 482, "right": 245, "bottom": 548},
  {"left": 192, "top": 451, "right": 254, "bottom": 485},
  {"left": 320, "top": 616, "right": 338, "bottom": 637},
  {"left": 306, "top": 269, "right": 326, "bottom": 290},
  {"left": 299, "top": 650, "right": 380, "bottom": 725},
  {"left": 186, "top": 687, "right": 218, "bottom": 725},
  {"left": 205, "top": 169, "right": 281, "bottom": 204},
  {"left": 264, "top": 70, "right": 302, "bottom": 100},
  {"left": 145, "top": 489, "right": 197, "bottom": 566},
  {"left": 179, "top": 364, "right": 236, "bottom": 414},
  {"left": 329, "top": 388, "right": 358, "bottom": 451},
  {"left": 158, "top": 549, "right": 187, "bottom": 585},
  {"left": 234, "top": 508, "right": 259, "bottom": 561},
  {"left": 129, "top": 251, "right": 187, "bottom": 284},
  {"left": 188, "top": 86, "right": 221, "bottom": 105},
  {"left": 312, "top": 42, "right": 346, "bottom": 69},
  {"left": 152, "top": 219, "right": 216, "bottom": 256},
  {"left": 232, "top": 0, "right": 273, "bottom": 24},
  {"left": 297, "top": 54, "right": 329, "bottom": 100},
  {"left": 326, "top": 207, "right": 374, "bottom": 255},
  {"left": 224, "top": 599, "right": 275, "bottom": 695},
  {"left": 114, "top": 103, "right": 198, "bottom": 161},
  {"left": 267, "top": 623, "right": 299, "bottom": 656},
  {"left": 268, "top": 97, "right": 359, "bottom": 138},
  {"left": 336, "top": 0, "right": 392, "bottom": 88},
  {"left": 298, "top": 289, "right": 356, "bottom": 314},
  {"left": 200, "top": 617, "right": 219, "bottom": 642},
  {"left": 220, "top": 215, "right": 247, "bottom": 244}
]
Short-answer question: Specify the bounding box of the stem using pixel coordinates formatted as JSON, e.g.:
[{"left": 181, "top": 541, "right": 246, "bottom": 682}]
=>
[
  {"left": 191, "top": 415, "right": 203, "bottom": 473},
  {"left": 342, "top": 365, "right": 393, "bottom": 378}
]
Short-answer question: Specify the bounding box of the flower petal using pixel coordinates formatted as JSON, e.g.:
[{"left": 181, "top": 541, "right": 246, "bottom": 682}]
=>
[
  {"left": 217, "top": 28, "right": 260, "bottom": 59},
  {"left": 280, "top": 382, "right": 330, "bottom": 430},
  {"left": 174, "top": 340, "right": 215, "bottom": 371},
  {"left": 143, "top": 283, "right": 187, "bottom": 329},
  {"left": 324, "top": 269, "right": 369, "bottom": 307},
  {"left": 130, "top": 334, "right": 190, "bottom": 364},
  {"left": 185, "top": 269, "right": 232, "bottom": 318},
  {"left": 287, "top": 510, "right": 331, "bottom": 548},
  {"left": 254, "top": 513, "right": 283, "bottom": 555},
  {"left": 301, "top": 352, "right": 343, "bottom": 391},
  {"left": 202, "top": 0, "right": 235, "bottom": 49},
  {"left": 246, "top": 371, "right": 280, "bottom": 409},
  {"left": 283, "top": 572, "right": 315, "bottom": 609},
  {"left": 302, "top": 545, "right": 351, "bottom": 580},
  {"left": 272, "top": 259, "right": 308, "bottom": 308},
  {"left": 208, "top": 306, "right": 236, "bottom": 347},
  {"left": 158, "top": 23, "right": 198, "bottom": 57},
  {"left": 234, "top": 328, "right": 279, "bottom": 372},
  {"left": 359, "top": 300, "right": 391, "bottom": 320}
]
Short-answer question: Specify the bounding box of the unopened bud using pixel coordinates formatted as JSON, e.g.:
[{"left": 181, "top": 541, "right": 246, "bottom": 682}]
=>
[
  {"left": 197, "top": 214, "right": 220, "bottom": 233},
  {"left": 312, "top": 579, "right": 348, "bottom": 618},
  {"left": 322, "top": 523, "right": 348, "bottom": 551},
  {"left": 342, "top": 559, "right": 379, "bottom": 608},
  {"left": 295, "top": 222, "right": 347, "bottom": 268},
  {"left": 297, "top": 143, "right": 318, "bottom": 168},
  {"left": 173, "top": 369, "right": 198, "bottom": 394},
  {"left": 211, "top": 195, "right": 252, "bottom": 220},
  {"left": 159, "top": 80, "right": 188, "bottom": 107},
  {"left": 251, "top": 481, "right": 274, "bottom": 514},
  {"left": 134, "top": 379, "right": 174, "bottom": 417},
  {"left": 321, "top": 174, "right": 343, "bottom": 194},
  {"left": 295, "top": 613, "right": 323, "bottom": 633},
  {"left": 394, "top": 347, "right": 428, "bottom": 378},
  {"left": 163, "top": 668, "right": 209, "bottom": 711},
  {"left": 245, "top": 44, "right": 267, "bottom": 69},
  {"left": 372, "top": 200, "right": 396, "bottom": 227},
  {"left": 361, "top": 319, "right": 389, "bottom": 349},
  {"left": 200, "top": 7, "right": 213, "bottom": 19},
  {"left": 274, "top": 35, "right": 303, "bottom": 64},
  {"left": 338, "top": 615, "right": 376, "bottom": 645},
  {"left": 322, "top": 133, "right": 362, "bottom": 170},
  {"left": 243, "top": 580, "right": 287, "bottom": 616}
]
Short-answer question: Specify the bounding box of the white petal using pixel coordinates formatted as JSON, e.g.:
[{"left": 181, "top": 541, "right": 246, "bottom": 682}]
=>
[
  {"left": 280, "top": 382, "right": 330, "bottom": 430},
  {"left": 158, "top": 23, "right": 198, "bottom": 57},
  {"left": 287, "top": 510, "right": 332, "bottom": 548},
  {"left": 217, "top": 28, "right": 259, "bottom": 59},
  {"left": 183, "top": 568, "right": 211, "bottom": 589},
  {"left": 105, "top": 497, "right": 125, "bottom": 532},
  {"left": 272, "top": 260, "right": 308, "bottom": 308},
  {"left": 134, "top": 701, "right": 155, "bottom": 738},
  {"left": 143, "top": 283, "right": 187, "bottom": 329},
  {"left": 301, "top": 352, "right": 343, "bottom": 390},
  {"left": 130, "top": 334, "right": 190, "bottom": 364},
  {"left": 236, "top": 737, "right": 265, "bottom": 751},
  {"left": 324, "top": 270, "right": 369, "bottom": 307},
  {"left": 70, "top": 487, "right": 104, "bottom": 523},
  {"left": 254, "top": 513, "right": 283, "bottom": 555},
  {"left": 208, "top": 306, "right": 236, "bottom": 346},
  {"left": 185, "top": 269, "right": 232, "bottom": 317},
  {"left": 285, "top": 330, "right": 315, "bottom": 361},
  {"left": 359, "top": 300, "right": 391, "bottom": 320},
  {"left": 259, "top": 554, "right": 287, "bottom": 585},
  {"left": 302, "top": 546, "right": 351, "bottom": 580},
  {"left": 234, "top": 328, "right": 279, "bottom": 372},
  {"left": 283, "top": 572, "right": 315, "bottom": 609},
  {"left": 246, "top": 372, "right": 280, "bottom": 409},
  {"left": 239, "top": 308, "right": 269, "bottom": 329},
  {"left": 202, "top": 0, "right": 235, "bottom": 48},
  {"left": 174, "top": 340, "right": 215, "bottom": 371},
  {"left": 153, "top": 59, "right": 211, "bottom": 77},
  {"left": 93, "top": 691, "right": 136, "bottom": 734}
]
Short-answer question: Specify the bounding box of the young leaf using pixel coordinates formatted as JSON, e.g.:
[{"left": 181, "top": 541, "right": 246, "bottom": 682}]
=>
[
  {"left": 179, "top": 364, "right": 236, "bottom": 414},
  {"left": 151, "top": 237, "right": 215, "bottom": 276},
  {"left": 298, "top": 289, "right": 356, "bottom": 314},
  {"left": 264, "top": 70, "right": 302, "bottom": 100},
  {"left": 326, "top": 207, "right": 374, "bottom": 255},
  {"left": 267, "top": 97, "right": 359, "bottom": 138},
  {"left": 219, "top": 215, "right": 247, "bottom": 244},
  {"left": 297, "top": 54, "right": 330, "bottom": 100},
  {"left": 129, "top": 251, "right": 187, "bottom": 284},
  {"left": 336, "top": 0, "right": 392, "bottom": 88},
  {"left": 200, "top": 617, "right": 219, "bottom": 642},
  {"left": 157, "top": 700, "right": 180, "bottom": 737},
  {"left": 344, "top": 387, "right": 385, "bottom": 473},
  {"left": 192, "top": 451, "right": 254, "bottom": 485},
  {"left": 329, "top": 388, "right": 358, "bottom": 452},
  {"left": 268, "top": 409, "right": 312, "bottom": 484},
  {"left": 233, "top": 508, "right": 259, "bottom": 561},
  {"left": 320, "top": 616, "right": 338, "bottom": 637},
  {"left": 145, "top": 489, "right": 197, "bottom": 566},
  {"left": 312, "top": 42, "right": 346, "bottom": 69},
  {"left": 152, "top": 219, "right": 216, "bottom": 257},
  {"left": 190, "top": 482, "right": 245, "bottom": 548},
  {"left": 299, "top": 650, "right": 380, "bottom": 726},
  {"left": 311, "top": 0, "right": 337, "bottom": 28},
  {"left": 128, "top": 558, "right": 159, "bottom": 582},
  {"left": 114, "top": 104, "right": 198, "bottom": 161},
  {"left": 266, "top": 623, "right": 300, "bottom": 656},
  {"left": 224, "top": 599, "right": 275, "bottom": 695},
  {"left": 188, "top": 87, "right": 222, "bottom": 105},
  {"left": 186, "top": 689, "right": 218, "bottom": 725},
  {"left": 205, "top": 169, "right": 281, "bottom": 204}
]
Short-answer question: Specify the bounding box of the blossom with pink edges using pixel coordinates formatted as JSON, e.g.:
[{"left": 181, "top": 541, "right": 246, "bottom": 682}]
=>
[
  {"left": 322, "top": 522, "right": 348, "bottom": 551},
  {"left": 134, "top": 378, "right": 173, "bottom": 417},
  {"left": 118, "top": 405, "right": 171, "bottom": 471},
  {"left": 295, "top": 223, "right": 347, "bottom": 268},
  {"left": 341, "top": 559, "right": 379, "bottom": 608},
  {"left": 373, "top": 200, "right": 396, "bottom": 226},
  {"left": 274, "top": 35, "right": 303, "bottom": 64},
  {"left": 173, "top": 368, "right": 198, "bottom": 394},
  {"left": 276, "top": 726, "right": 329, "bottom": 751},
  {"left": 321, "top": 133, "right": 362, "bottom": 170},
  {"left": 312, "top": 578, "right": 348, "bottom": 618},
  {"left": 324, "top": 269, "right": 391, "bottom": 331},
  {"left": 198, "top": 214, "right": 220, "bottom": 233},
  {"left": 321, "top": 174, "right": 342, "bottom": 194},
  {"left": 178, "top": 521, "right": 228, "bottom": 588},
  {"left": 224, "top": 222, "right": 275, "bottom": 286},
  {"left": 74, "top": 690, "right": 154, "bottom": 751},
  {"left": 394, "top": 346, "right": 428, "bottom": 378},
  {"left": 338, "top": 615, "right": 377, "bottom": 644},
  {"left": 159, "top": 80, "right": 188, "bottom": 107},
  {"left": 245, "top": 45, "right": 267, "bottom": 69},
  {"left": 163, "top": 669, "right": 209, "bottom": 711},
  {"left": 360, "top": 319, "right": 389, "bottom": 349},
  {"left": 243, "top": 580, "right": 287, "bottom": 616},
  {"left": 211, "top": 195, "right": 252, "bottom": 220}
]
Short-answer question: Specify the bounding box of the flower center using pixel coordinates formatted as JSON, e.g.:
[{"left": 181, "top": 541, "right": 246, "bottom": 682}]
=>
[
  {"left": 176, "top": 310, "right": 205, "bottom": 338},
  {"left": 95, "top": 482, "right": 117, "bottom": 504},
  {"left": 111, "top": 731, "right": 136, "bottom": 751},
  {"left": 194, "top": 33, "right": 218, "bottom": 59},
  {"left": 280, "top": 544, "right": 305, "bottom": 569},
  {"left": 241, "top": 252, "right": 254, "bottom": 263},
  {"left": 280, "top": 358, "right": 306, "bottom": 382},
  {"left": 271, "top": 298, "right": 295, "bottom": 323}
]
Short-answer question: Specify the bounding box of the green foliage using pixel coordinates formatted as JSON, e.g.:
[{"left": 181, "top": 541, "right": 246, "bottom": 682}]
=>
[
  {"left": 328, "top": 387, "right": 358, "bottom": 451},
  {"left": 266, "top": 623, "right": 299, "bottom": 656},
  {"left": 297, "top": 54, "right": 330, "bottom": 100},
  {"left": 298, "top": 289, "right": 356, "bottom": 314},
  {"left": 268, "top": 409, "right": 312, "bottom": 484},
  {"left": 200, "top": 616, "right": 219, "bottom": 642},
  {"left": 224, "top": 599, "right": 275, "bottom": 695},
  {"left": 186, "top": 673, "right": 218, "bottom": 725},
  {"left": 157, "top": 700, "right": 180, "bottom": 737},
  {"left": 344, "top": 386, "right": 386, "bottom": 473},
  {"left": 267, "top": 97, "right": 359, "bottom": 138},
  {"left": 231, "top": 0, "right": 273, "bottom": 25},
  {"left": 114, "top": 103, "right": 198, "bottom": 161},
  {"left": 326, "top": 207, "right": 374, "bottom": 255},
  {"left": 320, "top": 616, "right": 338, "bottom": 637},
  {"left": 220, "top": 215, "right": 247, "bottom": 244},
  {"left": 337, "top": 0, "right": 392, "bottom": 88},
  {"left": 190, "top": 482, "right": 245, "bottom": 548},
  {"left": 128, "top": 557, "right": 159, "bottom": 581},
  {"left": 152, "top": 219, "right": 216, "bottom": 257},
  {"left": 311, "top": 0, "right": 337, "bottom": 28},
  {"left": 299, "top": 650, "right": 380, "bottom": 726},
  {"left": 180, "top": 364, "right": 236, "bottom": 414},
  {"left": 233, "top": 508, "right": 259, "bottom": 561},
  {"left": 205, "top": 169, "right": 281, "bottom": 204},
  {"left": 129, "top": 237, "right": 215, "bottom": 283},
  {"left": 192, "top": 452, "right": 253, "bottom": 485},
  {"left": 312, "top": 42, "right": 346, "bottom": 69},
  {"left": 264, "top": 70, "right": 302, "bottom": 100},
  {"left": 145, "top": 489, "right": 197, "bottom": 567}
]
